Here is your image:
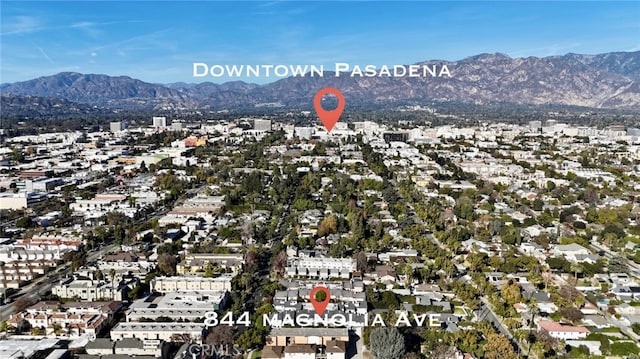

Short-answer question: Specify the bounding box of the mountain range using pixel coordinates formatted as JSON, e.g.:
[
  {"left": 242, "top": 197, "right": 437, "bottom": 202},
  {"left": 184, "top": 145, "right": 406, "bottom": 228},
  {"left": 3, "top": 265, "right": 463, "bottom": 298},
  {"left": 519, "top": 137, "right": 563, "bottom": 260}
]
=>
[{"left": 1, "top": 51, "right": 639, "bottom": 114}]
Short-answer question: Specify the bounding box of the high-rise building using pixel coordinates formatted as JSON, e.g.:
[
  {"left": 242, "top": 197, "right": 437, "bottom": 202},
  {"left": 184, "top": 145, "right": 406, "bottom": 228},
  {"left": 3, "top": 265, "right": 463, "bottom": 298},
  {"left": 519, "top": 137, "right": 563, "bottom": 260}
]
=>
[
  {"left": 152, "top": 116, "right": 167, "bottom": 128},
  {"left": 529, "top": 121, "right": 542, "bottom": 133},
  {"left": 295, "top": 127, "right": 313, "bottom": 140},
  {"left": 109, "top": 121, "right": 126, "bottom": 133},
  {"left": 254, "top": 119, "right": 272, "bottom": 132}
]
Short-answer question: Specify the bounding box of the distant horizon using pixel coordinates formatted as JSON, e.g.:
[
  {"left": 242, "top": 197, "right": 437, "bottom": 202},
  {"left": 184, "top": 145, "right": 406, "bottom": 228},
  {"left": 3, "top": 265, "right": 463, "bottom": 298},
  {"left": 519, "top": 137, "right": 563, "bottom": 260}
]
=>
[
  {"left": 2, "top": 49, "right": 639, "bottom": 87},
  {"left": 1, "top": 1, "right": 639, "bottom": 84}
]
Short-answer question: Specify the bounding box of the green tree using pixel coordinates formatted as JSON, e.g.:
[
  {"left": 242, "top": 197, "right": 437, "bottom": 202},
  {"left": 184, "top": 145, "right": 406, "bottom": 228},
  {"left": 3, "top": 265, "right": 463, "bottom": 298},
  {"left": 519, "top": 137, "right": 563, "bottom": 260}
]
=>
[
  {"left": 611, "top": 342, "right": 640, "bottom": 356},
  {"left": 318, "top": 214, "right": 337, "bottom": 236},
  {"left": 347, "top": 209, "right": 366, "bottom": 242},
  {"left": 128, "top": 285, "right": 142, "bottom": 300},
  {"left": 547, "top": 257, "right": 571, "bottom": 272},
  {"left": 369, "top": 327, "right": 406, "bottom": 359},
  {"left": 454, "top": 196, "right": 475, "bottom": 221},
  {"left": 157, "top": 254, "right": 177, "bottom": 276},
  {"left": 483, "top": 333, "right": 518, "bottom": 359},
  {"left": 11, "top": 147, "right": 24, "bottom": 163},
  {"left": 15, "top": 216, "right": 33, "bottom": 228},
  {"left": 235, "top": 328, "right": 264, "bottom": 350},
  {"left": 94, "top": 270, "right": 104, "bottom": 280},
  {"left": 532, "top": 198, "right": 544, "bottom": 211},
  {"left": 381, "top": 291, "right": 400, "bottom": 310}
]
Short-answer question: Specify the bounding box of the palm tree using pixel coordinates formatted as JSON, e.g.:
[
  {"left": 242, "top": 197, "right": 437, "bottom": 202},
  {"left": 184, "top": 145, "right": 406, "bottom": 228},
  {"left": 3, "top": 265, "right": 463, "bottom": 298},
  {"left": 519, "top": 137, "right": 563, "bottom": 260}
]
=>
[
  {"left": 109, "top": 269, "right": 116, "bottom": 299},
  {"left": 0, "top": 320, "right": 9, "bottom": 333},
  {"left": 541, "top": 270, "right": 553, "bottom": 290},
  {"left": 526, "top": 296, "right": 540, "bottom": 357},
  {"left": 569, "top": 263, "right": 581, "bottom": 285}
]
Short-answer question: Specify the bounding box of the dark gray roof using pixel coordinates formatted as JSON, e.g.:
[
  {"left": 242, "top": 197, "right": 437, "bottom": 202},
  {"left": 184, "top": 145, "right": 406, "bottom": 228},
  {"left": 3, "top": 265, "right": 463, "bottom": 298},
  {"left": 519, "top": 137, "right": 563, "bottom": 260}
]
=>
[
  {"left": 114, "top": 338, "right": 145, "bottom": 349},
  {"left": 85, "top": 338, "right": 114, "bottom": 350}
]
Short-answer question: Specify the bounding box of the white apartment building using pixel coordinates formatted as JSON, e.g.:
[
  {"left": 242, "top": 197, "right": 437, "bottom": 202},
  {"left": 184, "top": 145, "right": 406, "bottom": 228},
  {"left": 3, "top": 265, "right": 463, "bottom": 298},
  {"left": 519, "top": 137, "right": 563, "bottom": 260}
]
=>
[
  {"left": 285, "top": 257, "right": 356, "bottom": 279},
  {"left": 150, "top": 274, "right": 233, "bottom": 293},
  {"left": 126, "top": 290, "right": 227, "bottom": 322},
  {"left": 70, "top": 194, "right": 136, "bottom": 219},
  {"left": 52, "top": 276, "right": 133, "bottom": 301},
  {"left": 9, "top": 301, "right": 121, "bottom": 339},
  {"left": 0, "top": 259, "right": 56, "bottom": 288},
  {"left": 110, "top": 322, "right": 205, "bottom": 342},
  {"left": 0, "top": 246, "right": 61, "bottom": 262}
]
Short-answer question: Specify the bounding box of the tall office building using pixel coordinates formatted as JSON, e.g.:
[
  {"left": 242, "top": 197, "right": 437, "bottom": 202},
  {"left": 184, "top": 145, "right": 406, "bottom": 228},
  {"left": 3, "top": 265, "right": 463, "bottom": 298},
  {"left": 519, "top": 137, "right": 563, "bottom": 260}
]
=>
[
  {"left": 152, "top": 116, "right": 167, "bottom": 128},
  {"left": 529, "top": 121, "right": 542, "bottom": 133},
  {"left": 109, "top": 121, "right": 126, "bottom": 133}
]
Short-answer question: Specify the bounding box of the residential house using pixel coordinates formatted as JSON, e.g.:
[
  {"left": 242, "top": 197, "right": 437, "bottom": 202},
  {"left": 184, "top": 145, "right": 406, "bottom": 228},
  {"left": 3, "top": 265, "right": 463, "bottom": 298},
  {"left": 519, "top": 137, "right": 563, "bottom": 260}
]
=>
[
  {"left": 551, "top": 243, "right": 594, "bottom": 263},
  {"left": 537, "top": 320, "right": 590, "bottom": 340},
  {"left": 581, "top": 315, "right": 612, "bottom": 329}
]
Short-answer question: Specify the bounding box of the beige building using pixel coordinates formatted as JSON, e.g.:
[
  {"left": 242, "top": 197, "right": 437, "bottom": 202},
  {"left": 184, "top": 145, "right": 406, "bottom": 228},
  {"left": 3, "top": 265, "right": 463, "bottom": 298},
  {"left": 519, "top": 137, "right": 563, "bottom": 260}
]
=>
[
  {"left": 52, "top": 276, "right": 133, "bottom": 301},
  {"left": 177, "top": 253, "right": 244, "bottom": 275},
  {"left": 0, "top": 193, "right": 27, "bottom": 210},
  {"left": 263, "top": 328, "right": 348, "bottom": 359}
]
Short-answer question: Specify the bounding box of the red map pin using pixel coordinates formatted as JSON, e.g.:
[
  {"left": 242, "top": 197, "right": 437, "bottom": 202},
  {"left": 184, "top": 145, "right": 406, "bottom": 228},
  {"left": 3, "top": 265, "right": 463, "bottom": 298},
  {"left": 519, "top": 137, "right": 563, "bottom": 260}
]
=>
[
  {"left": 309, "top": 286, "right": 331, "bottom": 316},
  {"left": 314, "top": 87, "right": 345, "bottom": 133}
]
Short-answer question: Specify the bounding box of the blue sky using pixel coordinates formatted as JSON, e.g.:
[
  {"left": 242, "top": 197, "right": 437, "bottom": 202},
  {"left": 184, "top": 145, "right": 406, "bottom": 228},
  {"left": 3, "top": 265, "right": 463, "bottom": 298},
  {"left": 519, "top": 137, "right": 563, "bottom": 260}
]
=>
[{"left": 1, "top": 1, "right": 639, "bottom": 84}]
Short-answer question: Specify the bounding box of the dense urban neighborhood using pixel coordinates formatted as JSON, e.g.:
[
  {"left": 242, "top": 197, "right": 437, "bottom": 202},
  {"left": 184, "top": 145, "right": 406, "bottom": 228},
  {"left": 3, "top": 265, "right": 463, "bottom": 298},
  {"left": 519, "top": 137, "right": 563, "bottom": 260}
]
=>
[{"left": 0, "top": 115, "right": 639, "bottom": 359}]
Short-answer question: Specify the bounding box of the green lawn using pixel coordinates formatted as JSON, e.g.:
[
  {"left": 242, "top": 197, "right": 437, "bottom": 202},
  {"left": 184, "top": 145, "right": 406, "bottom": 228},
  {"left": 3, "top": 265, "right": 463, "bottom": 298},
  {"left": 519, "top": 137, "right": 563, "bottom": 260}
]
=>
[{"left": 454, "top": 307, "right": 466, "bottom": 315}]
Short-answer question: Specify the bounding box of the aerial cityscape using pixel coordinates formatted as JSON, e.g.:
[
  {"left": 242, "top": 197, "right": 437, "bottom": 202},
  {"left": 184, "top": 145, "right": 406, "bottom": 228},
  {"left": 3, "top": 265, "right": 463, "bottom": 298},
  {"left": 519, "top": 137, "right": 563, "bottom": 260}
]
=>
[{"left": 1, "top": 1, "right": 640, "bottom": 359}]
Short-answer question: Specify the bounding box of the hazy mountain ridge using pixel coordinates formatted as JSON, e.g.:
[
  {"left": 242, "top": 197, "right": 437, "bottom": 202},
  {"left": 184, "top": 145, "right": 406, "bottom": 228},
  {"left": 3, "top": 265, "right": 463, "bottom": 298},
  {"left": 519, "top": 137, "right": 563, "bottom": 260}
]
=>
[
  {"left": 0, "top": 94, "right": 113, "bottom": 118},
  {"left": 1, "top": 51, "right": 639, "bottom": 112}
]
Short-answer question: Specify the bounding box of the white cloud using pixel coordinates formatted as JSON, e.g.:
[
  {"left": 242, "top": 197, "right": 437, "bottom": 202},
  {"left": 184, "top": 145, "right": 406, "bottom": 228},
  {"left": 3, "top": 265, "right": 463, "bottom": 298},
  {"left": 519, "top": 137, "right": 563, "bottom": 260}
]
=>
[
  {"left": 1, "top": 16, "right": 40, "bottom": 35},
  {"left": 71, "top": 21, "right": 95, "bottom": 28}
]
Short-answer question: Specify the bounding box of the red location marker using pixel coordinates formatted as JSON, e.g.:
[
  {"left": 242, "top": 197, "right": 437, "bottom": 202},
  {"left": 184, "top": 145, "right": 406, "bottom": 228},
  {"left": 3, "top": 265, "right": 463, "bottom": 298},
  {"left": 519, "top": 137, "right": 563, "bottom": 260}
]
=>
[
  {"left": 314, "top": 87, "right": 345, "bottom": 132},
  {"left": 309, "top": 286, "right": 331, "bottom": 316}
]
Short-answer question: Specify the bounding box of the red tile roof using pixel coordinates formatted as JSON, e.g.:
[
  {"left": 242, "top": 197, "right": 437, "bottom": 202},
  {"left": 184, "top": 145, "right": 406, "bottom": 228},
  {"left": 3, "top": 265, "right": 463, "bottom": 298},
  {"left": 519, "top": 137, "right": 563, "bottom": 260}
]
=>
[{"left": 537, "top": 320, "right": 590, "bottom": 333}]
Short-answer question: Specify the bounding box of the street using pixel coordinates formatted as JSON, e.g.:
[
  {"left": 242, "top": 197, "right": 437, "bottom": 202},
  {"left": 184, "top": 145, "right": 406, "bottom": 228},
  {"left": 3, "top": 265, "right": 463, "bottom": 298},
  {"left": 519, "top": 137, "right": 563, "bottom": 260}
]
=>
[
  {"left": 591, "top": 242, "right": 640, "bottom": 278},
  {"left": 476, "top": 296, "right": 529, "bottom": 356}
]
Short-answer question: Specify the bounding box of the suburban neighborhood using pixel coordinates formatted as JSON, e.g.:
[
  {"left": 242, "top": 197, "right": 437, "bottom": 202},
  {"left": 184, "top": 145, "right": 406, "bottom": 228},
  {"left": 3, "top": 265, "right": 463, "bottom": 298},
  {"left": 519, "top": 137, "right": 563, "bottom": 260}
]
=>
[{"left": 0, "top": 115, "right": 639, "bottom": 359}]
